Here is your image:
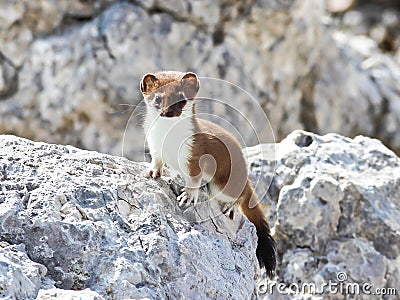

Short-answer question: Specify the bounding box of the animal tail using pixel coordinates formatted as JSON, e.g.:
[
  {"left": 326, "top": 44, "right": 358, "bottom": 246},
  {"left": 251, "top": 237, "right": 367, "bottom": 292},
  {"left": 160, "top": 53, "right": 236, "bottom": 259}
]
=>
[{"left": 239, "top": 180, "right": 276, "bottom": 278}]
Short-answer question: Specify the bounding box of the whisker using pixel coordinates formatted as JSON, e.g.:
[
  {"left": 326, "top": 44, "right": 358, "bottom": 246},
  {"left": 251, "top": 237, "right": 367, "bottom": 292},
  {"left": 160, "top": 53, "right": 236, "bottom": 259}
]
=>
[
  {"left": 108, "top": 102, "right": 146, "bottom": 115},
  {"left": 109, "top": 108, "right": 135, "bottom": 116},
  {"left": 118, "top": 103, "right": 142, "bottom": 108},
  {"left": 182, "top": 107, "right": 211, "bottom": 112},
  {"left": 127, "top": 113, "right": 146, "bottom": 124}
]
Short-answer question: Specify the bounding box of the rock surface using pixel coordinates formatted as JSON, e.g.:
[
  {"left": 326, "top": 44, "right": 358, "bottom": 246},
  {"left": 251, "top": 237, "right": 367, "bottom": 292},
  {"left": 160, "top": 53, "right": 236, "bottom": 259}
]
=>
[
  {"left": 246, "top": 130, "right": 400, "bottom": 299},
  {"left": 0, "top": 0, "right": 399, "bottom": 161},
  {"left": 1, "top": 131, "right": 399, "bottom": 299},
  {"left": 0, "top": 243, "right": 52, "bottom": 299},
  {"left": 0, "top": 134, "right": 257, "bottom": 300}
]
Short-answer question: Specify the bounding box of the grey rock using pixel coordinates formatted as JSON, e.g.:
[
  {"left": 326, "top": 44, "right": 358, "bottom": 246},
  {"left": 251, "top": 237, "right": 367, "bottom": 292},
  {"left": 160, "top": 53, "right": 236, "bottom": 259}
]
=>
[
  {"left": 1, "top": 130, "right": 400, "bottom": 299},
  {"left": 0, "top": 0, "right": 399, "bottom": 163},
  {"left": 0, "top": 243, "right": 53, "bottom": 299},
  {"left": 0, "top": 0, "right": 111, "bottom": 67},
  {"left": 36, "top": 288, "right": 104, "bottom": 300},
  {"left": 0, "top": 135, "right": 258, "bottom": 299},
  {"left": 0, "top": 53, "right": 18, "bottom": 99},
  {"left": 246, "top": 130, "right": 400, "bottom": 299}
]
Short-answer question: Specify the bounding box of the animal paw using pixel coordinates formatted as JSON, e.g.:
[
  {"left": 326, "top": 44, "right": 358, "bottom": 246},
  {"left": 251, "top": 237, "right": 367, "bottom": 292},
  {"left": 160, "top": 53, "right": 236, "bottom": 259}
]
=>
[
  {"left": 142, "top": 168, "right": 162, "bottom": 179},
  {"left": 226, "top": 209, "right": 235, "bottom": 220},
  {"left": 177, "top": 188, "right": 199, "bottom": 207},
  {"left": 222, "top": 206, "right": 235, "bottom": 220}
]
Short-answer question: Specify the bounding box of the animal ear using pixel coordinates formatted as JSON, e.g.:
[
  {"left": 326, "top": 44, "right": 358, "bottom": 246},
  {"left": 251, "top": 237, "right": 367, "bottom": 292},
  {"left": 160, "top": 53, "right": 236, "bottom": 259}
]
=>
[
  {"left": 140, "top": 73, "right": 159, "bottom": 94},
  {"left": 181, "top": 72, "right": 199, "bottom": 100}
]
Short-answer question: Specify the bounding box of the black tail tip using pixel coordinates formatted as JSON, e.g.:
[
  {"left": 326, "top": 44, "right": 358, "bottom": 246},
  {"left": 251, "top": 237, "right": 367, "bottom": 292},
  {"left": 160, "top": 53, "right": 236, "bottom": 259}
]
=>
[{"left": 256, "top": 229, "right": 277, "bottom": 278}]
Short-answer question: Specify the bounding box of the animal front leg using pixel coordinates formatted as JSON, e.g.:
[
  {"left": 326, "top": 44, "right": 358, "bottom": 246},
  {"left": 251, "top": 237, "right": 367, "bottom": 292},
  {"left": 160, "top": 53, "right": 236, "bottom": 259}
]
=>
[{"left": 142, "top": 153, "right": 163, "bottom": 179}]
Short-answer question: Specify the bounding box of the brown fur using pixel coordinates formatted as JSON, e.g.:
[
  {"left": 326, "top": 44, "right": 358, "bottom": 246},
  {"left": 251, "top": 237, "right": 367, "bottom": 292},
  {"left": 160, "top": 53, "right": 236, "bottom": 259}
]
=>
[
  {"left": 190, "top": 118, "right": 249, "bottom": 200},
  {"left": 190, "top": 117, "right": 277, "bottom": 277},
  {"left": 141, "top": 71, "right": 198, "bottom": 117}
]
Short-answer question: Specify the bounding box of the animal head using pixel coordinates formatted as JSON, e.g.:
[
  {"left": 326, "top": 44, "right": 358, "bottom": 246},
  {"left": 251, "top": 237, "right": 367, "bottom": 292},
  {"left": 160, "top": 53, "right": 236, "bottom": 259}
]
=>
[{"left": 140, "top": 71, "right": 200, "bottom": 117}]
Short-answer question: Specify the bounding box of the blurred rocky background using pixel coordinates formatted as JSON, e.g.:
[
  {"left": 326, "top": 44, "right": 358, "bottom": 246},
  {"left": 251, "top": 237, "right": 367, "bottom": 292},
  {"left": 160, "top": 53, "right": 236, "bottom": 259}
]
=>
[{"left": 0, "top": 0, "right": 399, "bottom": 161}]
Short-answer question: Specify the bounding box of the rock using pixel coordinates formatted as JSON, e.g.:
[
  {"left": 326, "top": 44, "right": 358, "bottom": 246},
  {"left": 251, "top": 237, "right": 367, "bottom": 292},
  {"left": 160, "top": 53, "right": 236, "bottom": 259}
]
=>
[
  {"left": 0, "top": 242, "right": 53, "bottom": 299},
  {"left": 36, "top": 288, "right": 105, "bottom": 300},
  {"left": 1, "top": 130, "right": 399, "bottom": 299},
  {"left": 0, "top": 0, "right": 110, "bottom": 67},
  {"left": 0, "top": 135, "right": 258, "bottom": 299},
  {"left": 326, "top": 0, "right": 355, "bottom": 13},
  {"left": 246, "top": 130, "right": 400, "bottom": 299},
  {"left": 338, "top": 1, "right": 400, "bottom": 54},
  {"left": 0, "top": 0, "right": 399, "bottom": 162},
  {"left": 0, "top": 53, "right": 18, "bottom": 99}
]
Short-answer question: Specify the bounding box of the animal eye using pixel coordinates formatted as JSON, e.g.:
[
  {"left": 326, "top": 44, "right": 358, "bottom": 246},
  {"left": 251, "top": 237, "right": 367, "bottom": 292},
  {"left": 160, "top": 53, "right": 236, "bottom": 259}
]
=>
[{"left": 154, "top": 95, "right": 161, "bottom": 105}]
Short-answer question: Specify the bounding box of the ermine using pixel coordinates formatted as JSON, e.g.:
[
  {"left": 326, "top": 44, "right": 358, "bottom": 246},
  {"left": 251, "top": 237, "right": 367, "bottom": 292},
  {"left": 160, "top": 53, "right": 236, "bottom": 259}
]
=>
[{"left": 140, "top": 71, "right": 276, "bottom": 277}]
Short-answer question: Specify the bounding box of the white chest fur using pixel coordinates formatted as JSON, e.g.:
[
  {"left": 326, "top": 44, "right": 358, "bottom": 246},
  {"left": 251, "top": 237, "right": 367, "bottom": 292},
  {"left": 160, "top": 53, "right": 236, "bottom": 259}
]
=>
[{"left": 145, "top": 111, "right": 194, "bottom": 176}]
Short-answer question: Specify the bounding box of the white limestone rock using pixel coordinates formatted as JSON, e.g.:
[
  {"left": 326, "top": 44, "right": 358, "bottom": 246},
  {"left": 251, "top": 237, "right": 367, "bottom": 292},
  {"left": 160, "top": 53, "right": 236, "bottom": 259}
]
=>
[
  {"left": 1, "top": 0, "right": 399, "bottom": 163},
  {"left": 0, "top": 135, "right": 258, "bottom": 299},
  {"left": 1, "top": 130, "right": 400, "bottom": 299},
  {"left": 246, "top": 130, "right": 400, "bottom": 299},
  {"left": 36, "top": 287, "right": 104, "bottom": 300},
  {"left": 0, "top": 243, "right": 53, "bottom": 299}
]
